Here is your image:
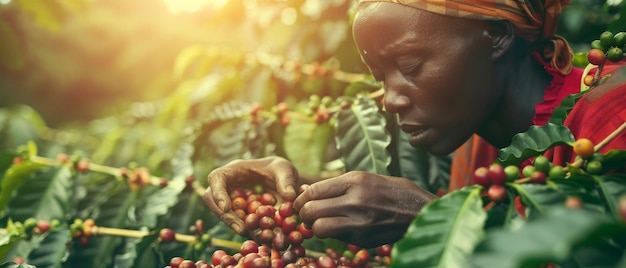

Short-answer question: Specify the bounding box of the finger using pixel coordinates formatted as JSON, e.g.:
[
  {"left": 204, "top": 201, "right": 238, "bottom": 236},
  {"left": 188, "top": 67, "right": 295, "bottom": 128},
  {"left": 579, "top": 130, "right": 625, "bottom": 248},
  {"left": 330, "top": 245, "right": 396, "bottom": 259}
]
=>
[
  {"left": 207, "top": 171, "right": 233, "bottom": 212},
  {"left": 309, "top": 216, "right": 354, "bottom": 240},
  {"left": 293, "top": 178, "right": 348, "bottom": 212},
  {"left": 268, "top": 160, "right": 299, "bottom": 201},
  {"left": 202, "top": 187, "right": 245, "bottom": 234},
  {"left": 296, "top": 196, "right": 346, "bottom": 227}
]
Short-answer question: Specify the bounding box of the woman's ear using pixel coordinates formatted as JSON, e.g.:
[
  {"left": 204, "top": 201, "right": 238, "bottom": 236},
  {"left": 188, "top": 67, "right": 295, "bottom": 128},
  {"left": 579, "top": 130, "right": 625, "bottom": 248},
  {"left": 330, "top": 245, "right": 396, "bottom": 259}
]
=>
[{"left": 486, "top": 21, "right": 515, "bottom": 59}]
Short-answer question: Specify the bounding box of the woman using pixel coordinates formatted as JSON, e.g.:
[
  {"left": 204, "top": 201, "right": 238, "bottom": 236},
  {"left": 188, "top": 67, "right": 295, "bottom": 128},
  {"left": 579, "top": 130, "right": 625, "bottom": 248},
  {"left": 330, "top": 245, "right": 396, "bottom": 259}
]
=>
[{"left": 203, "top": 0, "right": 626, "bottom": 248}]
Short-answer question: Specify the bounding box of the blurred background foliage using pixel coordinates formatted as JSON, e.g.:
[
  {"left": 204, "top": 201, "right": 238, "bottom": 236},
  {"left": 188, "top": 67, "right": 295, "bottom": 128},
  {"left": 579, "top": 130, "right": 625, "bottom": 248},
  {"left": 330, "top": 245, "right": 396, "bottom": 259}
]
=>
[{"left": 0, "top": 0, "right": 624, "bottom": 179}]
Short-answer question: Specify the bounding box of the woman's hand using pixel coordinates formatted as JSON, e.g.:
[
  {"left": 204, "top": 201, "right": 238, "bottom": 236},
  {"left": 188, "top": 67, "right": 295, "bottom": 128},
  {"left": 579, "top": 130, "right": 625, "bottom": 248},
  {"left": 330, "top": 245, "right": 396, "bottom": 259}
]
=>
[
  {"left": 294, "top": 171, "right": 437, "bottom": 248},
  {"left": 203, "top": 156, "right": 300, "bottom": 235}
]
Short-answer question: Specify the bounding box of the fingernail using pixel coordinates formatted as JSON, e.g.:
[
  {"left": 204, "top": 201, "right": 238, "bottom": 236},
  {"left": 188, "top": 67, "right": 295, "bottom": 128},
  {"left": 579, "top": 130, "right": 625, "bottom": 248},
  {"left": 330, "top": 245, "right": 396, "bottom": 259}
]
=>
[{"left": 218, "top": 200, "right": 225, "bottom": 211}]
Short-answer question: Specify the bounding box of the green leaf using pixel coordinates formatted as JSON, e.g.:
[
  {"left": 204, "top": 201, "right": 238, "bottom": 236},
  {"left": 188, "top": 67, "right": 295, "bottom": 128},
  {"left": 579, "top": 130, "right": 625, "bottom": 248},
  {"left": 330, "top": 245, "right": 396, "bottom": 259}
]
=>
[
  {"left": 509, "top": 183, "right": 567, "bottom": 219},
  {"left": 3, "top": 165, "right": 73, "bottom": 222},
  {"left": 391, "top": 186, "right": 486, "bottom": 268},
  {"left": 0, "top": 233, "right": 22, "bottom": 261},
  {"left": 66, "top": 185, "right": 138, "bottom": 268},
  {"left": 26, "top": 228, "right": 70, "bottom": 268},
  {"left": 602, "top": 149, "right": 626, "bottom": 172},
  {"left": 284, "top": 116, "right": 331, "bottom": 177},
  {"left": 550, "top": 176, "right": 604, "bottom": 212},
  {"left": 548, "top": 91, "right": 586, "bottom": 125},
  {"left": 0, "top": 160, "right": 47, "bottom": 215},
  {"left": 469, "top": 208, "right": 626, "bottom": 268},
  {"left": 497, "top": 123, "right": 575, "bottom": 166},
  {"left": 594, "top": 174, "right": 626, "bottom": 221},
  {"left": 140, "top": 180, "right": 186, "bottom": 229},
  {"left": 334, "top": 96, "right": 391, "bottom": 175},
  {"left": 113, "top": 231, "right": 160, "bottom": 268}
]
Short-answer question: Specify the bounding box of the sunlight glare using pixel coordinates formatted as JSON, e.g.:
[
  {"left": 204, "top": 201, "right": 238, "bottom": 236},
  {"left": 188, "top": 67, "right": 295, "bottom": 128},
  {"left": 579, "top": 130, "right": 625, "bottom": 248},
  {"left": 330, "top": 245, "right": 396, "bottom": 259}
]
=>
[{"left": 163, "top": 0, "right": 228, "bottom": 13}]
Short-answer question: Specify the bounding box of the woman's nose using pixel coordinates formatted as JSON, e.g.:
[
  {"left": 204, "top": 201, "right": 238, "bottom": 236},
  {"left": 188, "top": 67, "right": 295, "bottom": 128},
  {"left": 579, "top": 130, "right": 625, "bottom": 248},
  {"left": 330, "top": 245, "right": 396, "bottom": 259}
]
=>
[{"left": 383, "top": 88, "right": 411, "bottom": 114}]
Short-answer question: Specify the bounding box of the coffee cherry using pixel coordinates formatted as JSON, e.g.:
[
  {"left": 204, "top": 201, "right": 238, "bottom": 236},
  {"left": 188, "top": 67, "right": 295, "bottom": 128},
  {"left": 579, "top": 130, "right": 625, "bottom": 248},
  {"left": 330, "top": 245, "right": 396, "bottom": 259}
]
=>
[
  {"left": 376, "top": 244, "right": 392, "bottom": 257},
  {"left": 583, "top": 75, "right": 594, "bottom": 86},
  {"left": 260, "top": 192, "right": 277, "bottom": 206},
  {"left": 591, "top": 40, "right": 606, "bottom": 52},
  {"left": 297, "top": 223, "right": 314, "bottom": 239},
  {"left": 272, "top": 231, "right": 289, "bottom": 251},
  {"left": 530, "top": 171, "right": 547, "bottom": 184},
  {"left": 245, "top": 213, "right": 260, "bottom": 230},
  {"left": 212, "top": 249, "right": 228, "bottom": 266},
  {"left": 170, "top": 257, "right": 184, "bottom": 268},
  {"left": 281, "top": 216, "right": 298, "bottom": 233},
  {"left": 607, "top": 47, "right": 624, "bottom": 62},
  {"left": 159, "top": 228, "right": 176, "bottom": 242},
  {"left": 36, "top": 220, "right": 51, "bottom": 234},
  {"left": 256, "top": 205, "right": 276, "bottom": 218},
  {"left": 290, "top": 244, "right": 306, "bottom": 258},
  {"left": 521, "top": 165, "right": 536, "bottom": 178},
  {"left": 248, "top": 200, "right": 263, "bottom": 215},
  {"left": 565, "top": 196, "right": 582, "bottom": 209},
  {"left": 258, "top": 229, "right": 275, "bottom": 245},
  {"left": 232, "top": 197, "right": 248, "bottom": 211},
  {"left": 488, "top": 164, "right": 507, "bottom": 185},
  {"left": 504, "top": 165, "right": 520, "bottom": 181},
  {"left": 473, "top": 167, "right": 491, "bottom": 186},
  {"left": 240, "top": 240, "right": 260, "bottom": 256},
  {"left": 259, "top": 216, "right": 276, "bottom": 230},
  {"left": 352, "top": 249, "right": 370, "bottom": 267},
  {"left": 317, "top": 255, "right": 337, "bottom": 268},
  {"left": 278, "top": 201, "right": 295, "bottom": 218},
  {"left": 220, "top": 255, "right": 237, "bottom": 267},
  {"left": 587, "top": 49, "right": 606, "bottom": 65},
  {"left": 533, "top": 156, "right": 551, "bottom": 174},
  {"left": 76, "top": 159, "right": 90, "bottom": 173},
  {"left": 573, "top": 138, "right": 595, "bottom": 159},
  {"left": 586, "top": 160, "right": 603, "bottom": 175},
  {"left": 488, "top": 185, "right": 507, "bottom": 202},
  {"left": 619, "top": 196, "right": 626, "bottom": 222},
  {"left": 230, "top": 189, "right": 247, "bottom": 199},
  {"left": 288, "top": 230, "right": 304, "bottom": 245},
  {"left": 615, "top": 32, "right": 626, "bottom": 47},
  {"left": 548, "top": 165, "right": 566, "bottom": 179},
  {"left": 600, "top": 31, "right": 615, "bottom": 48},
  {"left": 179, "top": 260, "right": 195, "bottom": 268}
]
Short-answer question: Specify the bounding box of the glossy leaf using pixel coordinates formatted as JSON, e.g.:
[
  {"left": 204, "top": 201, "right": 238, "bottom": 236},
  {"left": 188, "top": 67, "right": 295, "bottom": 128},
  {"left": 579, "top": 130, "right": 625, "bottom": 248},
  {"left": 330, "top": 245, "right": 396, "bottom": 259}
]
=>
[
  {"left": 594, "top": 174, "right": 626, "bottom": 221},
  {"left": 469, "top": 208, "right": 626, "bottom": 268},
  {"left": 497, "top": 123, "right": 575, "bottom": 166},
  {"left": 601, "top": 149, "right": 626, "bottom": 172},
  {"left": 26, "top": 228, "right": 70, "bottom": 268},
  {"left": 509, "top": 183, "right": 567, "bottom": 219},
  {"left": 391, "top": 186, "right": 486, "bottom": 268},
  {"left": 335, "top": 96, "right": 391, "bottom": 175},
  {"left": 0, "top": 161, "right": 47, "bottom": 215},
  {"left": 113, "top": 231, "right": 159, "bottom": 268},
  {"left": 3, "top": 165, "right": 73, "bottom": 222},
  {"left": 284, "top": 116, "right": 331, "bottom": 177},
  {"left": 0, "top": 262, "right": 36, "bottom": 268},
  {"left": 66, "top": 186, "right": 138, "bottom": 268}
]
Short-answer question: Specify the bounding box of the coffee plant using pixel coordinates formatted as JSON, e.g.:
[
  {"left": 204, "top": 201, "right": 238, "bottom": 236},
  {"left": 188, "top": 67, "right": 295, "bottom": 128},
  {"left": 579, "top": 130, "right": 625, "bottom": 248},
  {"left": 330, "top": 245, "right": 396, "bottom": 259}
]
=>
[{"left": 1, "top": 1, "right": 626, "bottom": 267}]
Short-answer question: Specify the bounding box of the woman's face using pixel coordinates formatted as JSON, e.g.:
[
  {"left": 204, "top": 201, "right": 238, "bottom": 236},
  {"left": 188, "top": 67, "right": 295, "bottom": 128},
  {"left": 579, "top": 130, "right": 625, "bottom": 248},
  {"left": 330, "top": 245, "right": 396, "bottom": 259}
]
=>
[{"left": 353, "top": 3, "right": 500, "bottom": 155}]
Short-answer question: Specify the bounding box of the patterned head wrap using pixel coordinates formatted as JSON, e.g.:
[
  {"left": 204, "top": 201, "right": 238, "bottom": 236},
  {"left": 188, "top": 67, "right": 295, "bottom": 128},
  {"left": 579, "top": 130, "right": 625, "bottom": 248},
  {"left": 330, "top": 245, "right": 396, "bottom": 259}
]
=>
[{"left": 358, "top": 0, "right": 574, "bottom": 75}]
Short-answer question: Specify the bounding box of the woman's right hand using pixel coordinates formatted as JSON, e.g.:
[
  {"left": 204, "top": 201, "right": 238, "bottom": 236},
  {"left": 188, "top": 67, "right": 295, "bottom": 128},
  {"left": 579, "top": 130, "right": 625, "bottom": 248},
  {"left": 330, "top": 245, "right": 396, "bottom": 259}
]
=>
[{"left": 202, "top": 156, "right": 300, "bottom": 235}]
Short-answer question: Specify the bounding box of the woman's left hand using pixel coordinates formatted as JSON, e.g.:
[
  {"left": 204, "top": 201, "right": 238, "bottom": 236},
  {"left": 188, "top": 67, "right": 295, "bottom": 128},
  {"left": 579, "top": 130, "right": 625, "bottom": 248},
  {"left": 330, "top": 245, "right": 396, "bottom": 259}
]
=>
[{"left": 293, "top": 171, "right": 437, "bottom": 248}]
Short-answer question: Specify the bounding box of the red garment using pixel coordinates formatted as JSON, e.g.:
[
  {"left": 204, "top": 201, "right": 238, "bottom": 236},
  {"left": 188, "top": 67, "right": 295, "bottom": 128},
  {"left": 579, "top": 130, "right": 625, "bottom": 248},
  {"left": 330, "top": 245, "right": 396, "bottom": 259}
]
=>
[{"left": 449, "top": 58, "right": 626, "bottom": 191}]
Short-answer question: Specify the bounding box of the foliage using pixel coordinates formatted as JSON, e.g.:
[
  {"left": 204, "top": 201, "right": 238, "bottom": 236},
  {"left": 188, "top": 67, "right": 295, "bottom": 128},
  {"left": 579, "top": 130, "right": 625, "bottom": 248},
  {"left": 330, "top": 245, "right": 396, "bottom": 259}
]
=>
[{"left": 0, "top": 0, "right": 625, "bottom": 267}]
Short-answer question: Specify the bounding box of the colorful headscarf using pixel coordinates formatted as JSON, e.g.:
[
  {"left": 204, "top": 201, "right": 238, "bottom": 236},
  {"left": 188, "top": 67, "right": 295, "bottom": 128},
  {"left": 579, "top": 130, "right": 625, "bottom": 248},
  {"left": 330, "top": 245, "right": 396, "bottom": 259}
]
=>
[{"left": 358, "top": 0, "right": 574, "bottom": 75}]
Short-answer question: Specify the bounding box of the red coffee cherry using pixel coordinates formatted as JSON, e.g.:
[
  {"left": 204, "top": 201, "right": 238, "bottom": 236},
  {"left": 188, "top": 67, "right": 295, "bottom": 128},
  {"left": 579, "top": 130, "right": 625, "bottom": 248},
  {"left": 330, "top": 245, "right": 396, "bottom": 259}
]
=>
[
  {"left": 473, "top": 167, "right": 491, "bottom": 186},
  {"left": 587, "top": 49, "right": 606, "bottom": 65},
  {"left": 488, "top": 164, "right": 506, "bottom": 185},
  {"left": 488, "top": 184, "right": 507, "bottom": 202},
  {"left": 159, "top": 228, "right": 176, "bottom": 242},
  {"left": 212, "top": 249, "right": 228, "bottom": 266}
]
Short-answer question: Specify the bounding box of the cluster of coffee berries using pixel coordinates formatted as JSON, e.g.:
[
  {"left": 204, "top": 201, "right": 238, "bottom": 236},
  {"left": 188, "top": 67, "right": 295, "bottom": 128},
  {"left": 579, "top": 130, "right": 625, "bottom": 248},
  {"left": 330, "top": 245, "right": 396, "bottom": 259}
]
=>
[
  {"left": 118, "top": 166, "right": 152, "bottom": 190},
  {"left": 229, "top": 187, "right": 312, "bottom": 254},
  {"left": 324, "top": 244, "right": 392, "bottom": 268},
  {"left": 70, "top": 218, "right": 95, "bottom": 246},
  {"left": 6, "top": 218, "right": 59, "bottom": 239},
  {"left": 275, "top": 102, "right": 290, "bottom": 126},
  {"left": 473, "top": 163, "right": 511, "bottom": 202},
  {"left": 589, "top": 31, "right": 626, "bottom": 64}
]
